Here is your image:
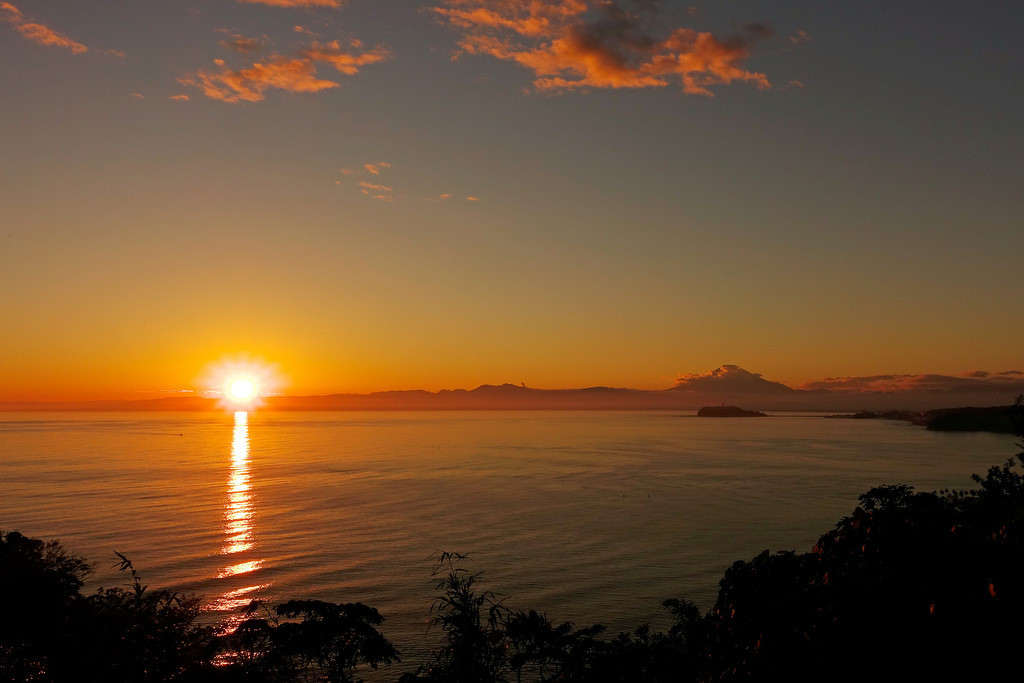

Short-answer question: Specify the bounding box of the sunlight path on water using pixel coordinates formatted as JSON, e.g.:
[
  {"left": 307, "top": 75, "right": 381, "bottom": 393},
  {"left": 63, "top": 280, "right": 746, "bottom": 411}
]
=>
[{"left": 207, "top": 411, "right": 270, "bottom": 627}]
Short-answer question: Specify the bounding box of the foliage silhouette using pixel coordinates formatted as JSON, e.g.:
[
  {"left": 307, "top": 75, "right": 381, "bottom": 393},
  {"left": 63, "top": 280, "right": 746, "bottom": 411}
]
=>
[
  {"left": 215, "top": 598, "right": 399, "bottom": 682},
  {"left": 0, "top": 537, "right": 213, "bottom": 681},
  {"left": 398, "top": 551, "right": 508, "bottom": 682}
]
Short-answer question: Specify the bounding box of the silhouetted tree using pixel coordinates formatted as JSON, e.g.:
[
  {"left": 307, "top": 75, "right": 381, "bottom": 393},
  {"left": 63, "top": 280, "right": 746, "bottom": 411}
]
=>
[
  {"left": 696, "top": 397, "right": 1024, "bottom": 681},
  {"left": 216, "top": 598, "right": 399, "bottom": 682},
  {"left": 398, "top": 552, "right": 508, "bottom": 683},
  {"left": 0, "top": 530, "right": 91, "bottom": 679},
  {"left": 0, "top": 538, "right": 213, "bottom": 681}
]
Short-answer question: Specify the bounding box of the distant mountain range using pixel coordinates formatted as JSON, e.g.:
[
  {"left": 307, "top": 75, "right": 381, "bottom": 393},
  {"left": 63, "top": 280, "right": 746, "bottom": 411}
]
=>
[{"left": 3, "top": 365, "right": 1022, "bottom": 412}]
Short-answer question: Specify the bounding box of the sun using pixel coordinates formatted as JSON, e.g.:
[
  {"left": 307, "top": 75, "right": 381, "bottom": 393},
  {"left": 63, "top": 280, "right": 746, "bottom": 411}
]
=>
[
  {"left": 199, "top": 354, "right": 284, "bottom": 410},
  {"left": 227, "top": 377, "right": 257, "bottom": 402}
]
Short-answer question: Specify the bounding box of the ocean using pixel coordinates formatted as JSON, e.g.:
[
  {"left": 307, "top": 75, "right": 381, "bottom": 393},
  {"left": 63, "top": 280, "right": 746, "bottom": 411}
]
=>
[{"left": 0, "top": 410, "right": 1015, "bottom": 672}]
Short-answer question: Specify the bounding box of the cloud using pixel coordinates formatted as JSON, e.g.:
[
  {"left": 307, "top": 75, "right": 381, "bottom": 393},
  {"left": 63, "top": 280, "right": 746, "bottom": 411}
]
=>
[
  {"left": 430, "top": 0, "right": 773, "bottom": 94},
  {"left": 181, "top": 56, "right": 339, "bottom": 103},
  {"left": 788, "top": 30, "right": 811, "bottom": 45},
  {"left": 170, "top": 94, "right": 190, "bottom": 101},
  {"left": 337, "top": 162, "right": 401, "bottom": 199},
  {"left": 426, "top": 193, "right": 478, "bottom": 202},
  {"left": 304, "top": 41, "right": 390, "bottom": 74},
  {"left": 132, "top": 93, "right": 145, "bottom": 99},
  {"left": 181, "top": 41, "right": 390, "bottom": 102},
  {"left": 358, "top": 181, "right": 392, "bottom": 192},
  {"left": 357, "top": 180, "right": 394, "bottom": 201},
  {"left": 218, "top": 30, "right": 266, "bottom": 55},
  {"left": 364, "top": 161, "right": 391, "bottom": 175},
  {"left": 1, "top": 2, "right": 88, "bottom": 54},
  {"left": 0, "top": 1, "right": 21, "bottom": 20},
  {"left": 236, "top": 0, "right": 345, "bottom": 7},
  {"left": 799, "top": 372, "right": 1024, "bottom": 395}
]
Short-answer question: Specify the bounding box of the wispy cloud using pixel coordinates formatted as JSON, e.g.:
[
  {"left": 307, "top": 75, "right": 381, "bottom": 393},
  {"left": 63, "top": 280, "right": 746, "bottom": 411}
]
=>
[
  {"left": 358, "top": 181, "right": 393, "bottom": 192},
  {"left": 340, "top": 162, "right": 480, "bottom": 204},
  {"left": 181, "top": 56, "right": 339, "bottom": 103},
  {"left": 236, "top": 0, "right": 346, "bottom": 7},
  {"left": 430, "top": 0, "right": 773, "bottom": 94},
  {"left": 181, "top": 41, "right": 390, "bottom": 103},
  {"left": 364, "top": 161, "right": 391, "bottom": 175},
  {"left": 305, "top": 40, "right": 390, "bottom": 74},
  {"left": 336, "top": 162, "right": 397, "bottom": 200},
  {"left": 799, "top": 372, "right": 1024, "bottom": 395},
  {"left": 170, "top": 94, "right": 190, "bottom": 101},
  {"left": 788, "top": 30, "right": 811, "bottom": 45},
  {"left": 218, "top": 30, "right": 267, "bottom": 55},
  {"left": 1, "top": 2, "right": 88, "bottom": 54},
  {"left": 427, "top": 192, "right": 480, "bottom": 202}
]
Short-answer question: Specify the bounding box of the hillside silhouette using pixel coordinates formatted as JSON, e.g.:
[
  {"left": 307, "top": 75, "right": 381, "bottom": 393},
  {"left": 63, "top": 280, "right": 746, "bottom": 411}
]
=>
[{"left": 4, "top": 365, "right": 1023, "bottom": 412}]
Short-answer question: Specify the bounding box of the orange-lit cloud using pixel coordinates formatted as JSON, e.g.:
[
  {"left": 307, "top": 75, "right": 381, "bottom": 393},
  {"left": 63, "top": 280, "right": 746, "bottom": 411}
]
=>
[
  {"left": 237, "top": 0, "right": 345, "bottom": 7},
  {"left": 181, "top": 56, "right": 339, "bottom": 103},
  {"left": 337, "top": 161, "right": 400, "bottom": 198},
  {"left": 799, "top": 372, "right": 1024, "bottom": 395},
  {"left": 674, "top": 365, "right": 1024, "bottom": 396},
  {"left": 364, "top": 161, "right": 391, "bottom": 175},
  {"left": 305, "top": 40, "right": 390, "bottom": 73},
  {"left": 181, "top": 41, "right": 390, "bottom": 103},
  {"left": 1, "top": 2, "right": 88, "bottom": 54},
  {"left": 431, "top": 0, "right": 773, "bottom": 94},
  {"left": 0, "top": 2, "right": 22, "bottom": 20},
  {"left": 170, "top": 94, "right": 190, "bottom": 101}
]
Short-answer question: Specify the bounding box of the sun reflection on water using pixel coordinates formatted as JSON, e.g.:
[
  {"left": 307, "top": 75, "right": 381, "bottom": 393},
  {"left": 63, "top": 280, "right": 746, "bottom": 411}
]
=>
[
  {"left": 223, "top": 412, "right": 254, "bottom": 554},
  {"left": 209, "top": 410, "right": 270, "bottom": 628}
]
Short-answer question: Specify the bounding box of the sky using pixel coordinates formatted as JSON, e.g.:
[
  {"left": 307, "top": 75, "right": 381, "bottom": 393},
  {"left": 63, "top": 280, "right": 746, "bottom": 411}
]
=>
[{"left": 1, "top": 0, "right": 1022, "bottom": 401}]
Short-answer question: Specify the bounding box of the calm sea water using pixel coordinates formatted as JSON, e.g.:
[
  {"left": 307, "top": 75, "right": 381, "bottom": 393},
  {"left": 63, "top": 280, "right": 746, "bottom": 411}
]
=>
[{"left": 0, "top": 410, "right": 1016, "bottom": 672}]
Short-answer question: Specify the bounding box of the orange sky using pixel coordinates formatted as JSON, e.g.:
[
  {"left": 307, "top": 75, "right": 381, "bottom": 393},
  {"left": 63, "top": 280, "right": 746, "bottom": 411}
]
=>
[{"left": 1, "top": 1, "right": 1022, "bottom": 401}]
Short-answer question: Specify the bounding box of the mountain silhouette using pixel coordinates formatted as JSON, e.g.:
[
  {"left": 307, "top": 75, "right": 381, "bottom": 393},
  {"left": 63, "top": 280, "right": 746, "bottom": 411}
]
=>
[{"left": 671, "top": 365, "right": 796, "bottom": 394}]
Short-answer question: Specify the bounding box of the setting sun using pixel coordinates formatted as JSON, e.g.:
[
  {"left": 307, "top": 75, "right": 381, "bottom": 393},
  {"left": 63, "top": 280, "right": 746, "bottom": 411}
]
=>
[
  {"left": 199, "top": 354, "right": 283, "bottom": 409},
  {"left": 227, "top": 378, "right": 256, "bottom": 402}
]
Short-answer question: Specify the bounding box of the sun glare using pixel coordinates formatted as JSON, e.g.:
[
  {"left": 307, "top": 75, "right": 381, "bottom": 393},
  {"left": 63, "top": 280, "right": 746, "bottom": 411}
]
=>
[
  {"left": 227, "top": 378, "right": 256, "bottom": 402},
  {"left": 200, "top": 355, "right": 283, "bottom": 410}
]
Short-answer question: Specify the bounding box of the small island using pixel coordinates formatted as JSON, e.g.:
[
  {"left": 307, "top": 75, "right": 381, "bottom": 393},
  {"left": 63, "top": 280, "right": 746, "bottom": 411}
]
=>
[{"left": 697, "top": 405, "right": 768, "bottom": 417}]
